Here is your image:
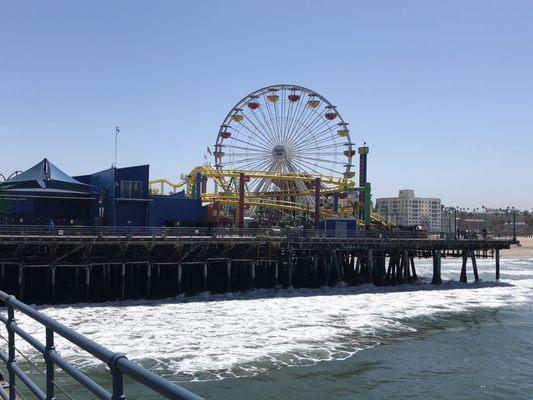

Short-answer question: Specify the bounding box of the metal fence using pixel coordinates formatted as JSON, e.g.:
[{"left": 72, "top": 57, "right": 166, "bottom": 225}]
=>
[
  {"left": 0, "top": 290, "right": 203, "bottom": 400},
  {"left": 0, "top": 224, "right": 517, "bottom": 241}
]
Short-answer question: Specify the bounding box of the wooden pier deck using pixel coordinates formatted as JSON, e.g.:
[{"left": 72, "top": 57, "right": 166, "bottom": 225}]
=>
[{"left": 0, "top": 226, "right": 516, "bottom": 304}]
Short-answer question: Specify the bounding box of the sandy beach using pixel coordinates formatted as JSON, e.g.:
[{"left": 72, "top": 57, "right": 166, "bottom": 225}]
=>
[{"left": 502, "top": 236, "right": 533, "bottom": 258}]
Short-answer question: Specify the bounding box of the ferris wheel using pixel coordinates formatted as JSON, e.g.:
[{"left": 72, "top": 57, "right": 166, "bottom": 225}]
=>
[{"left": 214, "top": 85, "right": 355, "bottom": 211}]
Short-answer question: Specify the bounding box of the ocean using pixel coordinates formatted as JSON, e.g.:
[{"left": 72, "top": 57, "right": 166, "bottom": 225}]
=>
[{"left": 7, "top": 257, "right": 533, "bottom": 399}]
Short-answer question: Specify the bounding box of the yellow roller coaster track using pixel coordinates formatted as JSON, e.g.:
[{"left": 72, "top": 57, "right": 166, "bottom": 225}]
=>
[{"left": 149, "top": 166, "right": 395, "bottom": 229}]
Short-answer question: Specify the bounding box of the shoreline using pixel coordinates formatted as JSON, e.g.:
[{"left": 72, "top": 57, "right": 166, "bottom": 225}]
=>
[{"left": 502, "top": 236, "right": 533, "bottom": 258}]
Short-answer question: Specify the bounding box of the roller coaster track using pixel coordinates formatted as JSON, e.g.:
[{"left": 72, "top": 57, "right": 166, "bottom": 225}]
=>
[{"left": 149, "top": 166, "right": 395, "bottom": 229}]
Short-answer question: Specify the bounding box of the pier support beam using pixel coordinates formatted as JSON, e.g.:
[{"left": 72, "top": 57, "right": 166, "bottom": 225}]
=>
[
  {"left": 121, "top": 263, "right": 126, "bottom": 299},
  {"left": 106, "top": 264, "right": 111, "bottom": 297},
  {"left": 250, "top": 261, "right": 255, "bottom": 289},
  {"left": 177, "top": 264, "right": 182, "bottom": 293},
  {"left": 288, "top": 257, "right": 293, "bottom": 288},
  {"left": 85, "top": 265, "right": 91, "bottom": 300},
  {"left": 313, "top": 254, "right": 319, "bottom": 286},
  {"left": 403, "top": 250, "right": 410, "bottom": 281},
  {"left": 146, "top": 262, "right": 152, "bottom": 297},
  {"left": 203, "top": 262, "right": 208, "bottom": 292},
  {"left": 18, "top": 264, "right": 23, "bottom": 300},
  {"left": 274, "top": 261, "right": 279, "bottom": 288},
  {"left": 226, "top": 260, "right": 232, "bottom": 292},
  {"left": 471, "top": 251, "right": 479, "bottom": 282},
  {"left": 410, "top": 257, "right": 418, "bottom": 280},
  {"left": 460, "top": 250, "right": 468, "bottom": 283},
  {"left": 75, "top": 267, "right": 80, "bottom": 289},
  {"left": 431, "top": 250, "right": 442, "bottom": 284},
  {"left": 51, "top": 266, "right": 56, "bottom": 302},
  {"left": 495, "top": 249, "right": 500, "bottom": 280},
  {"left": 367, "top": 249, "right": 373, "bottom": 284}
]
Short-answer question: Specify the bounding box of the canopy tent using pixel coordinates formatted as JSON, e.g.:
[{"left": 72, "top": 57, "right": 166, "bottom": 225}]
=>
[{"left": 0, "top": 159, "right": 96, "bottom": 199}]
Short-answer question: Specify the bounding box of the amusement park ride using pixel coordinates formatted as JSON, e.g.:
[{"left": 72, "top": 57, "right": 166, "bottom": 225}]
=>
[{"left": 149, "top": 84, "right": 393, "bottom": 230}]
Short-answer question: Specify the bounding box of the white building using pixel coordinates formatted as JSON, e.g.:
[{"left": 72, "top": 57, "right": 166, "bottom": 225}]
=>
[{"left": 376, "top": 190, "right": 442, "bottom": 231}]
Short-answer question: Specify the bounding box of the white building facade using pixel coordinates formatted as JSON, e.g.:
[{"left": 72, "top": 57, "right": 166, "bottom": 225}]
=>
[{"left": 376, "top": 190, "right": 442, "bottom": 231}]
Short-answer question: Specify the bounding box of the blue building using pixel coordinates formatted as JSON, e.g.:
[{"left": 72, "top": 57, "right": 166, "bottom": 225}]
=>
[
  {"left": 0, "top": 159, "right": 96, "bottom": 225},
  {"left": 1, "top": 159, "right": 207, "bottom": 227}
]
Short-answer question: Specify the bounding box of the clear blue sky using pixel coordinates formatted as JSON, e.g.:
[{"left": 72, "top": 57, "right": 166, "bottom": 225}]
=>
[{"left": 1, "top": 1, "right": 532, "bottom": 209}]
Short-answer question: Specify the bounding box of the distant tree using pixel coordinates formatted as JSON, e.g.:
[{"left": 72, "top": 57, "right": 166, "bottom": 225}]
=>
[
  {"left": 523, "top": 211, "right": 533, "bottom": 236},
  {"left": 489, "top": 214, "right": 506, "bottom": 234}
]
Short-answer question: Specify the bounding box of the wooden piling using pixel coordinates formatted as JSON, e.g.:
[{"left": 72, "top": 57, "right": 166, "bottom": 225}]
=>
[
  {"left": 288, "top": 257, "right": 293, "bottom": 288},
  {"left": 18, "top": 264, "right": 23, "bottom": 300},
  {"left": 460, "top": 250, "right": 468, "bottom": 283},
  {"left": 274, "top": 261, "right": 279, "bottom": 288},
  {"left": 121, "top": 263, "right": 126, "bottom": 299},
  {"left": 51, "top": 266, "right": 56, "bottom": 301},
  {"left": 106, "top": 264, "right": 111, "bottom": 297},
  {"left": 146, "top": 262, "right": 152, "bottom": 297},
  {"left": 313, "top": 254, "right": 319, "bottom": 286},
  {"left": 75, "top": 267, "right": 80, "bottom": 289},
  {"left": 177, "top": 263, "right": 182, "bottom": 293},
  {"left": 203, "top": 262, "right": 208, "bottom": 292},
  {"left": 250, "top": 261, "right": 255, "bottom": 289},
  {"left": 226, "top": 260, "right": 232, "bottom": 292},
  {"left": 471, "top": 251, "right": 479, "bottom": 282},
  {"left": 410, "top": 257, "right": 417, "bottom": 280},
  {"left": 367, "top": 249, "right": 373, "bottom": 284},
  {"left": 386, "top": 255, "right": 393, "bottom": 282},
  {"left": 85, "top": 265, "right": 91, "bottom": 300},
  {"left": 431, "top": 250, "right": 442, "bottom": 284},
  {"left": 495, "top": 249, "right": 500, "bottom": 280},
  {"left": 333, "top": 251, "right": 342, "bottom": 283},
  {"left": 403, "top": 250, "right": 410, "bottom": 280}
]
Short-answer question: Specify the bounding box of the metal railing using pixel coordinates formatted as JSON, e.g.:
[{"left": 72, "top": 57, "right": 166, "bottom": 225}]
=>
[
  {"left": 0, "top": 290, "right": 203, "bottom": 400},
  {"left": 0, "top": 224, "right": 517, "bottom": 242}
]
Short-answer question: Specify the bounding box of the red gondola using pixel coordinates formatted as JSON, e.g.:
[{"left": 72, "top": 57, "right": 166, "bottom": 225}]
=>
[
  {"left": 288, "top": 93, "right": 300, "bottom": 102},
  {"left": 220, "top": 132, "right": 231, "bottom": 139},
  {"left": 248, "top": 101, "right": 260, "bottom": 110},
  {"left": 343, "top": 150, "right": 356, "bottom": 157},
  {"left": 325, "top": 112, "right": 337, "bottom": 120}
]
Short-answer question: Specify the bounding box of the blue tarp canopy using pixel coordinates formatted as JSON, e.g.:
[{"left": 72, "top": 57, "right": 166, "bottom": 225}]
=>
[{"left": 0, "top": 159, "right": 96, "bottom": 199}]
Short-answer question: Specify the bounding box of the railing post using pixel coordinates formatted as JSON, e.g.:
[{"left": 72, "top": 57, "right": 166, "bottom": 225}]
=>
[
  {"left": 108, "top": 353, "right": 126, "bottom": 400},
  {"left": 6, "top": 299, "right": 16, "bottom": 400},
  {"left": 44, "top": 327, "right": 55, "bottom": 400}
]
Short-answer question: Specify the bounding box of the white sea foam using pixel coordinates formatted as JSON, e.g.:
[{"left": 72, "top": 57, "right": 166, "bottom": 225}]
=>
[{"left": 11, "top": 258, "right": 533, "bottom": 381}]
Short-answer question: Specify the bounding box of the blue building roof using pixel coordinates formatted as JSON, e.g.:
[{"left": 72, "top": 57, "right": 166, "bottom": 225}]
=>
[{"left": 0, "top": 159, "right": 95, "bottom": 199}]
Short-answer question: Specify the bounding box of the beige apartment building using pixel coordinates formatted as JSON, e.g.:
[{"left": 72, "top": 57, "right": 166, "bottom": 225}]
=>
[{"left": 376, "top": 190, "right": 442, "bottom": 231}]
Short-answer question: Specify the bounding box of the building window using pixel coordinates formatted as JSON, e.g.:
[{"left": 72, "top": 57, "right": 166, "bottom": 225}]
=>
[{"left": 120, "top": 180, "right": 142, "bottom": 199}]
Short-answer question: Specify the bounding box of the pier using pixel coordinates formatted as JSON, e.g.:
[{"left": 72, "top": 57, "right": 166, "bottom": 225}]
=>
[{"left": 0, "top": 225, "right": 515, "bottom": 304}]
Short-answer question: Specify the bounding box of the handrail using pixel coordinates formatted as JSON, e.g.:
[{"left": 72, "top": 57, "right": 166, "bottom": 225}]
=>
[
  {"left": 0, "top": 224, "right": 517, "bottom": 241},
  {"left": 0, "top": 291, "right": 203, "bottom": 400}
]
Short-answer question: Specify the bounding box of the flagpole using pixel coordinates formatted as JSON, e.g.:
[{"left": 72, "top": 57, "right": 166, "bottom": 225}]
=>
[{"left": 114, "top": 126, "right": 120, "bottom": 168}]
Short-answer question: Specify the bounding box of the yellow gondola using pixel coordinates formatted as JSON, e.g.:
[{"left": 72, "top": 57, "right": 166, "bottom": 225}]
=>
[
  {"left": 214, "top": 151, "right": 225, "bottom": 158},
  {"left": 337, "top": 129, "right": 349, "bottom": 137},
  {"left": 307, "top": 100, "right": 320, "bottom": 108},
  {"left": 267, "top": 94, "right": 279, "bottom": 103},
  {"left": 231, "top": 114, "right": 244, "bottom": 122},
  {"left": 343, "top": 171, "right": 355, "bottom": 178}
]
